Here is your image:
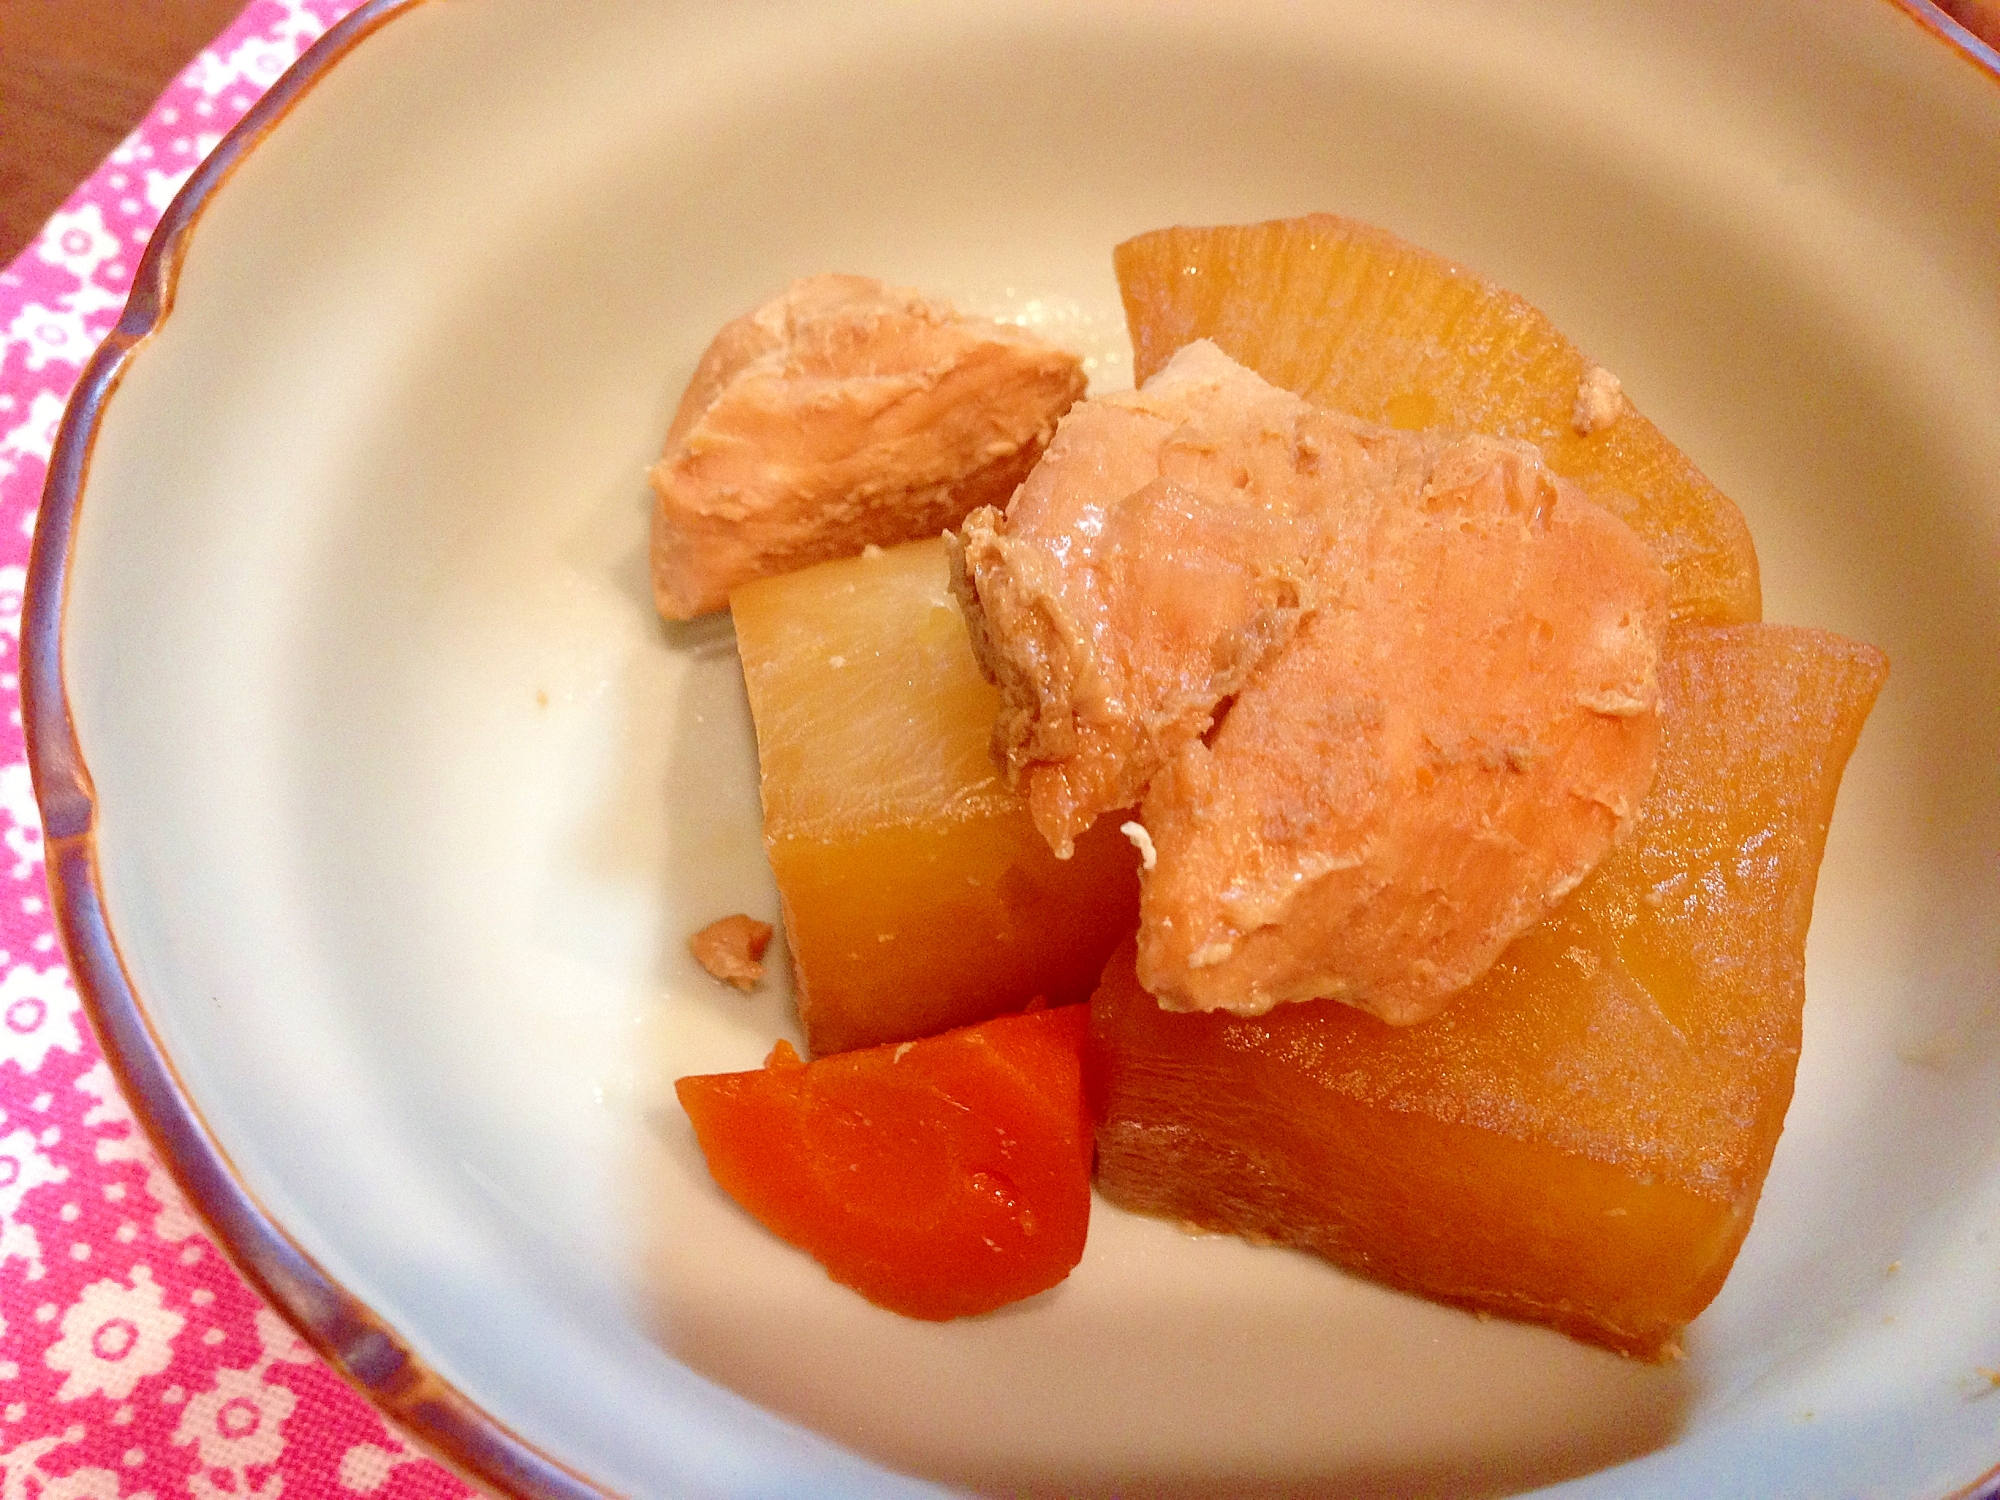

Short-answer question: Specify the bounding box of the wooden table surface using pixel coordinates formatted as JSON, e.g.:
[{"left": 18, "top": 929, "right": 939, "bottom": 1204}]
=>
[{"left": 0, "top": 0, "right": 247, "bottom": 267}]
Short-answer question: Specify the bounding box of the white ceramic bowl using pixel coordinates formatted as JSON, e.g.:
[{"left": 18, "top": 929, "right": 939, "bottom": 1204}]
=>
[{"left": 27, "top": 1, "right": 2000, "bottom": 1495}]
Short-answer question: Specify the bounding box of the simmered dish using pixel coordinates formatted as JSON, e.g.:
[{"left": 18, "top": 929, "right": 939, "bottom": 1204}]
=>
[{"left": 668, "top": 216, "right": 1884, "bottom": 1357}]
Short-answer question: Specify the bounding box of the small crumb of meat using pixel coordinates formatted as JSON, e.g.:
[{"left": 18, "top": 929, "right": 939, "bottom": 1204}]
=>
[
  {"left": 1120, "top": 821, "right": 1158, "bottom": 871},
  {"left": 1572, "top": 364, "right": 1625, "bottom": 436},
  {"left": 689, "top": 914, "right": 775, "bottom": 991},
  {"left": 650, "top": 274, "right": 1086, "bottom": 619}
]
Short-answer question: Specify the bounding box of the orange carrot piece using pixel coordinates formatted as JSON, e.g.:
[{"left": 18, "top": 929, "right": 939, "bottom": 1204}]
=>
[{"left": 675, "top": 1005, "right": 1094, "bottom": 1320}]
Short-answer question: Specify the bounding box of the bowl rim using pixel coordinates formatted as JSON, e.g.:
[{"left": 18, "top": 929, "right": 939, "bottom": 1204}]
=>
[
  {"left": 16, "top": 2, "right": 2000, "bottom": 1498},
  {"left": 18, "top": 2, "right": 608, "bottom": 1494}
]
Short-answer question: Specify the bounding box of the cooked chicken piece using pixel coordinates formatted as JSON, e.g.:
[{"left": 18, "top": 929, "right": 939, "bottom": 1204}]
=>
[
  {"left": 689, "top": 914, "right": 774, "bottom": 991},
  {"left": 951, "top": 339, "right": 1363, "bottom": 856},
  {"left": 651, "top": 275, "right": 1086, "bottom": 619},
  {"left": 953, "top": 341, "right": 1667, "bottom": 1024}
]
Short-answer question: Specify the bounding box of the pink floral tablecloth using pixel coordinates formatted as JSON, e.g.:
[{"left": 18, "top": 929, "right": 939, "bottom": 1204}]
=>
[{"left": 0, "top": 5, "right": 474, "bottom": 1497}]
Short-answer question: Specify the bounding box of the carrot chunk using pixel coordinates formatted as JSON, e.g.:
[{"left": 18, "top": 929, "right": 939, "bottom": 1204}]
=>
[{"left": 675, "top": 1005, "right": 1093, "bottom": 1319}]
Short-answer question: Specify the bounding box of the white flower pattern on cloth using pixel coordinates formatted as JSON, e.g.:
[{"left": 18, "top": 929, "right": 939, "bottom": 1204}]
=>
[
  {"left": 0, "top": 763, "right": 45, "bottom": 879},
  {"left": 44, "top": 1266, "right": 185, "bottom": 1401},
  {"left": 0, "top": 391, "right": 67, "bottom": 508},
  {"left": 3, "top": 281, "right": 124, "bottom": 374},
  {"left": 0, "top": 1434, "right": 139, "bottom": 1500},
  {"left": 0, "top": 1124, "right": 68, "bottom": 1280},
  {"left": 29, "top": 1467, "right": 133, "bottom": 1500},
  {"left": 0, "top": 964, "right": 78, "bottom": 1069},
  {"left": 0, "top": 2, "right": 475, "bottom": 1496},
  {"left": 34, "top": 206, "right": 122, "bottom": 282},
  {"left": 173, "top": 1311, "right": 306, "bottom": 1494},
  {"left": 337, "top": 1443, "right": 423, "bottom": 1494}
]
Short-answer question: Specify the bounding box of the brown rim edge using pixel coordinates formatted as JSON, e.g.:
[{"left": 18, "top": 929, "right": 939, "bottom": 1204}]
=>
[
  {"left": 1890, "top": 0, "right": 2000, "bottom": 76},
  {"left": 19, "top": 4, "right": 613, "bottom": 1498}
]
